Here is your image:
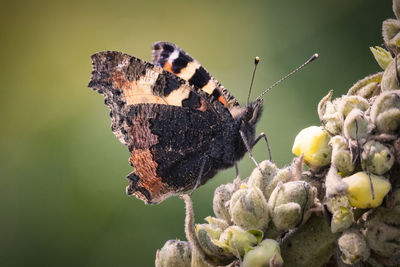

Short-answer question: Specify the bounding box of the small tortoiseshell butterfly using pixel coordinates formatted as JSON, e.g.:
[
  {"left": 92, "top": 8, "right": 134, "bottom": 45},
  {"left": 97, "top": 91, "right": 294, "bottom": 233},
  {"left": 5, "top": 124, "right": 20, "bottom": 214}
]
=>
[{"left": 89, "top": 42, "right": 265, "bottom": 204}]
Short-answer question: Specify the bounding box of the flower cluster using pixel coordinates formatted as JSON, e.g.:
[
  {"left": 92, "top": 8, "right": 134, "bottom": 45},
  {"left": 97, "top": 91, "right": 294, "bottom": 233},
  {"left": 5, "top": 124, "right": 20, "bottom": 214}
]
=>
[
  {"left": 156, "top": 1, "right": 400, "bottom": 266},
  {"left": 157, "top": 158, "right": 316, "bottom": 267}
]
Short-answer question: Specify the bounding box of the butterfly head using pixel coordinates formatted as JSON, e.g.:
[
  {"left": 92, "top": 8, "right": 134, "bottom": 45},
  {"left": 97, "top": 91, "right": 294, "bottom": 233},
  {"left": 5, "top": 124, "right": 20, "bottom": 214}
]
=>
[
  {"left": 242, "top": 98, "right": 263, "bottom": 125},
  {"left": 232, "top": 98, "right": 263, "bottom": 153}
]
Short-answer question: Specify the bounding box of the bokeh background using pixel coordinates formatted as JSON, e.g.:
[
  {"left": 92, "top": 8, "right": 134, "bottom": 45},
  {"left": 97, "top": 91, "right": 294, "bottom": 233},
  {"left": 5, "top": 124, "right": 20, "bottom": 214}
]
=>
[{"left": 0, "top": 0, "right": 393, "bottom": 266}]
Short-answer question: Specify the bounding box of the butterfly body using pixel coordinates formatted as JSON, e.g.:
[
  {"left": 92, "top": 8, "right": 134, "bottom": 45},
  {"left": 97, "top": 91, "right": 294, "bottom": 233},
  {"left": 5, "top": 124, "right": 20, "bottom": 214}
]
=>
[{"left": 89, "top": 42, "right": 263, "bottom": 204}]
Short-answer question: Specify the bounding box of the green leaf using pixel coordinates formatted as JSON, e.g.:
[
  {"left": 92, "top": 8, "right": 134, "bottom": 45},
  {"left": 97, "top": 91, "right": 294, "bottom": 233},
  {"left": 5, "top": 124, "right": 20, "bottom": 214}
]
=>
[{"left": 370, "top": 46, "right": 392, "bottom": 70}]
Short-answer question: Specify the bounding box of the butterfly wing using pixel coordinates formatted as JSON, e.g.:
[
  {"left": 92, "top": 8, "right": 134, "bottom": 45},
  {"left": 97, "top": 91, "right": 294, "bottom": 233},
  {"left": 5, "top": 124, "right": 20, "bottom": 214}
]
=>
[
  {"left": 124, "top": 103, "right": 232, "bottom": 204},
  {"left": 89, "top": 51, "right": 238, "bottom": 204},
  {"left": 152, "top": 42, "right": 240, "bottom": 109}
]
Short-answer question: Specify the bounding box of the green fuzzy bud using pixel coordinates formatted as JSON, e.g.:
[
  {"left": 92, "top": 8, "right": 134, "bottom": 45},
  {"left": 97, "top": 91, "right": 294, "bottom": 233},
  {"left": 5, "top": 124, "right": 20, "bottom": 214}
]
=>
[
  {"left": 318, "top": 90, "right": 343, "bottom": 135},
  {"left": 268, "top": 181, "right": 314, "bottom": 230},
  {"left": 213, "top": 182, "right": 237, "bottom": 223},
  {"left": 394, "top": 0, "right": 400, "bottom": 20},
  {"left": 325, "top": 165, "right": 349, "bottom": 198},
  {"left": 370, "top": 46, "right": 392, "bottom": 70},
  {"left": 338, "top": 229, "right": 370, "bottom": 265},
  {"left": 325, "top": 193, "right": 354, "bottom": 233},
  {"left": 325, "top": 194, "right": 351, "bottom": 214},
  {"left": 247, "top": 160, "right": 278, "bottom": 193},
  {"left": 370, "top": 90, "right": 400, "bottom": 133},
  {"left": 382, "top": 19, "right": 400, "bottom": 52},
  {"left": 155, "top": 240, "right": 192, "bottom": 267},
  {"left": 190, "top": 248, "right": 212, "bottom": 267},
  {"left": 347, "top": 72, "right": 382, "bottom": 99},
  {"left": 364, "top": 221, "right": 400, "bottom": 259},
  {"left": 271, "top": 202, "right": 302, "bottom": 231},
  {"left": 362, "top": 201, "right": 400, "bottom": 263},
  {"left": 331, "top": 206, "right": 354, "bottom": 233},
  {"left": 381, "top": 55, "right": 400, "bottom": 92},
  {"left": 216, "top": 226, "right": 262, "bottom": 257},
  {"left": 337, "top": 95, "right": 369, "bottom": 117},
  {"left": 343, "top": 109, "right": 369, "bottom": 141},
  {"left": 242, "top": 239, "right": 284, "bottom": 267},
  {"left": 329, "top": 135, "right": 355, "bottom": 177},
  {"left": 361, "top": 140, "right": 395, "bottom": 175},
  {"left": 195, "top": 223, "right": 235, "bottom": 264},
  {"left": 204, "top": 216, "right": 229, "bottom": 231},
  {"left": 264, "top": 166, "right": 293, "bottom": 200},
  {"left": 230, "top": 186, "right": 270, "bottom": 230}
]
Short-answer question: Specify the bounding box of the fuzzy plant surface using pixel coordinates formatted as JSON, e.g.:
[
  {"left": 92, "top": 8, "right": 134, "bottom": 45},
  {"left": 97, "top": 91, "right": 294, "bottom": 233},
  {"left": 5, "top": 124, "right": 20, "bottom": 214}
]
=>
[{"left": 155, "top": 1, "right": 400, "bottom": 266}]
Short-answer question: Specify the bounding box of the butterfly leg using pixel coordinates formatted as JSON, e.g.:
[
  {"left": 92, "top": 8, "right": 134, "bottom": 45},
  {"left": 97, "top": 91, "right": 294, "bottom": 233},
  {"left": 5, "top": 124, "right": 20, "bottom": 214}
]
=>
[
  {"left": 234, "top": 162, "right": 240, "bottom": 179},
  {"left": 189, "top": 157, "right": 207, "bottom": 196},
  {"left": 253, "top": 132, "right": 272, "bottom": 162},
  {"left": 240, "top": 130, "right": 264, "bottom": 175}
]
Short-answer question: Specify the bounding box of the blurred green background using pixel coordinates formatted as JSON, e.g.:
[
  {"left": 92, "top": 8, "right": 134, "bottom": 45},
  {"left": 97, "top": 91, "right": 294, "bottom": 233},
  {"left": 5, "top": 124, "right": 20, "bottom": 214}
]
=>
[{"left": 0, "top": 0, "right": 392, "bottom": 266}]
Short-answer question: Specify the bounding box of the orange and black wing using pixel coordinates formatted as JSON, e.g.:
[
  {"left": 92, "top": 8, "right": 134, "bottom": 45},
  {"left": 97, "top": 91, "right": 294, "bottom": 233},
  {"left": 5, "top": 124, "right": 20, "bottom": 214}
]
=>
[
  {"left": 152, "top": 42, "right": 240, "bottom": 110},
  {"left": 88, "top": 51, "right": 237, "bottom": 204}
]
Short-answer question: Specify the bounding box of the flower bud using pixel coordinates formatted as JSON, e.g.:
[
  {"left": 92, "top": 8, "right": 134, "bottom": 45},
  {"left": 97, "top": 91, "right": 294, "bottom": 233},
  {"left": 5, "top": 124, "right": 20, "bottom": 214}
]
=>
[
  {"left": 230, "top": 186, "right": 270, "bottom": 230},
  {"left": 362, "top": 200, "right": 400, "bottom": 261},
  {"left": 347, "top": 72, "right": 382, "bottom": 99},
  {"left": 394, "top": 0, "right": 400, "bottom": 20},
  {"left": 343, "top": 109, "right": 369, "bottom": 141},
  {"left": 195, "top": 223, "right": 235, "bottom": 264},
  {"left": 337, "top": 95, "right": 369, "bottom": 117},
  {"left": 268, "top": 181, "right": 314, "bottom": 230},
  {"left": 331, "top": 206, "right": 354, "bottom": 233},
  {"left": 318, "top": 91, "right": 343, "bottom": 135},
  {"left": 216, "top": 226, "right": 262, "bottom": 257},
  {"left": 213, "top": 182, "right": 237, "bottom": 223},
  {"left": 242, "top": 239, "right": 284, "bottom": 267},
  {"left": 155, "top": 240, "right": 192, "bottom": 267},
  {"left": 325, "top": 165, "right": 349, "bottom": 198},
  {"left": 204, "top": 216, "right": 229, "bottom": 231},
  {"left": 381, "top": 55, "right": 400, "bottom": 92},
  {"left": 325, "top": 188, "right": 354, "bottom": 233},
  {"left": 247, "top": 160, "right": 278, "bottom": 192},
  {"left": 370, "top": 90, "right": 400, "bottom": 133},
  {"left": 329, "top": 136, "right": 355, "bottom": 176},
  {"left": 370, "top": 46, "right": 392, "bottom": 70},
  {"left": 263, "top": 166, "right": 293, "bottom": 200},
  {"left": 292, "top": 126, "right": 332, "bottom": 169},
  {"left": 364, "top": 220, "right": 400, "bottom": 261},
  {"left": 361, "top": 140, "right": 395, "bottom": 175},
  {"left": 342, "top": 172, "right": 391, "bottom": 208},
  {"left": 382, "top": 19, "right": 400, "bottom": 52},
  {"left": 338, "top": 229, "right": 370, "bottom": 265},
  {"left": 190, "top": 248, "right": 213, "bottom": 267}
]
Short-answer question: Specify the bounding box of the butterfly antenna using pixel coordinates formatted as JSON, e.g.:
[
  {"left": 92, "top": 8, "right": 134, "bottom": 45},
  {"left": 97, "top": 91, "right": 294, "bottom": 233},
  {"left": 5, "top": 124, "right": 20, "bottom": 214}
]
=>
[
  {"left": 247, "top": 56, "right": 260, "bottom": 105},
  {"left": 254, "top": 53, "right": 319, "bottom": 102}
]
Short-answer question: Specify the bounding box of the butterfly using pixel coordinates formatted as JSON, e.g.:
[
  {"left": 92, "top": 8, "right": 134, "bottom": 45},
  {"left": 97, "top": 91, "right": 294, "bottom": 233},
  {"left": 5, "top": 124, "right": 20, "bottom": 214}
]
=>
[{"left": 88, "top": 42, "right": 265, "bottom": 204}]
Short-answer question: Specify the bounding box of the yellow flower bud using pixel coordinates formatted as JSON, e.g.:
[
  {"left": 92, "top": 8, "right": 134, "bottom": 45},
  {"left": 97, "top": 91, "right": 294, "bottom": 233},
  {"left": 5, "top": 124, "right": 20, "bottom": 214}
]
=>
[
  {"left": 343, "top": 172, "right": 391, "bottom": 208},
  {"left": 292, "top": 126, "right": 332, "bottom": 169}
]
